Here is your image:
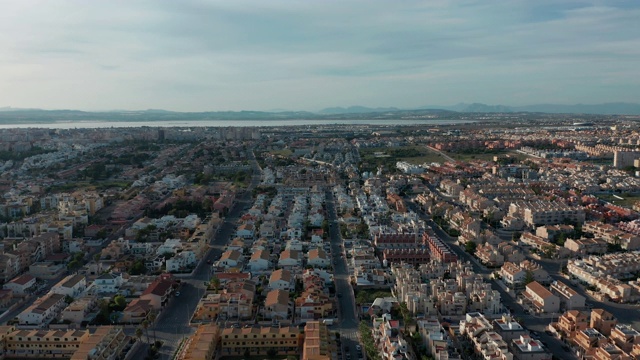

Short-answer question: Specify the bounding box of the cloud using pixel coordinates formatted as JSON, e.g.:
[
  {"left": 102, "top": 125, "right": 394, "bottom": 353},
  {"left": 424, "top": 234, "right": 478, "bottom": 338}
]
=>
[{"left": 0, "top": 0, "right": 638, "bottom": 110}]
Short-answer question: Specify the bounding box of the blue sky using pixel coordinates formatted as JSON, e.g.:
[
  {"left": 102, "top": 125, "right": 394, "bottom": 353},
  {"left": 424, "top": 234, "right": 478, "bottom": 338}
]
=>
[{"left": 0, "top": 0, "right": 639, "bottom": 111}]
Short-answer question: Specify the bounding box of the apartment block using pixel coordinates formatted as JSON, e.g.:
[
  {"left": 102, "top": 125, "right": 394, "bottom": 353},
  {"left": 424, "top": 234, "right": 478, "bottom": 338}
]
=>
[
  {"left": 175, "top": 324, "right": 219, "bottom": 360},
  {"left": 302, "top": 321, "right": 335, "bottom": 360},
  {"left": 219, "top": 326, "right": 301, "bottom": 357},
  {"left": 5, "top": 328, "right": 90, "bottom": 358},
  {"left": 70, "top": 326, "right": 130, "bottom": 360}
]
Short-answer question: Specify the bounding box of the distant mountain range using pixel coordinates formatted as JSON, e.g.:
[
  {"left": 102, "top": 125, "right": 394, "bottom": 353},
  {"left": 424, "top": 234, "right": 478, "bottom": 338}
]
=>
[
  {"left": 0, "top": 102, "right": 639, "bottom": 124},
  {"left": 319, "top": 102, "right": 640, "bottom": 115}
]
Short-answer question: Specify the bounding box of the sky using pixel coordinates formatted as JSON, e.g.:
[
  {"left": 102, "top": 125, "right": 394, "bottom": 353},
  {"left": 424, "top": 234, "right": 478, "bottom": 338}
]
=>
[{"left": 0, "top": 0, "right": 639, "bottom": 112}]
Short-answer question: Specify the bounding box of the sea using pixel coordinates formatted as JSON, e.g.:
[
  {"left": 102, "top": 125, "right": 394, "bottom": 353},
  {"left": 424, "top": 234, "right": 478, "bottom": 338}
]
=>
[{"left": 0, "top": 119, "right": 474, "bottom": 130}]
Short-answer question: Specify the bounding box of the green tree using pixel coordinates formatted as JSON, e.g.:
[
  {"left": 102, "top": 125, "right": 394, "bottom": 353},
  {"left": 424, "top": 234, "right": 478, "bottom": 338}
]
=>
[
  {"left": 524, "top": 270, "right": 535, "bottom": 285},
  {"left": 465, "top": 241, "right": 477, "bottom": 254},
  {"left": 129, "top": 260, "right": 147, "bottom": 275},
  {"left": 96, "top": 229, "right": 108, "bottom": 239},
  {"left": 135, "top": 327, "right": 143, "bottom": 343},
  {"left": 209, "top": 276, "right": 221, "bottom": 290},
  {"left": 113, "top": 295, "right": 127, "bottom": 311}
]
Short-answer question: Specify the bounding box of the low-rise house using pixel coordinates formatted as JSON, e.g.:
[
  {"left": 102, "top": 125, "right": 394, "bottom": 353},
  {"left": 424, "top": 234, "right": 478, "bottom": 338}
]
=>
[
  {"left": 500, "top": 262, "right": 525, "bottom": 288},
  {"left": 278, "top": 250, "right": 302, "bottom": 268},
  {"left": 554, "top": 310, "right": 589, "bottom": 339},
  {"left": 263, "top": 289, "right": 290, "bottom": 321},
  {"left": 610, "top": 325, "right": 640, "bottom": 353},
  {"left": 590, "top": 308, "right": 618, "bottom": 336},
  {"left": 92, "top": 272, "right": 124, "bottom": 294},
  {"left": 3, "top": 274, "right": 36, "bottom": 295},
  {"left": 217, "top": 250, "right": 243, "bottom": 269},
  {"left": 140, "top": 275, "right": 175, "bottom": 310},
  {"left": 166, "top": 250, "right": 197, "bottom": 272},
  {"left": 511, "top": 334, "right": 552, "bottom": 360},
  {"left": 61, "top": 295, "right": 98, "bottom": 325},
  {"left": 523, "top": 281, "right": 560, "bottom": 314},
  {"left": 247, "top": 250, "right": 270, "bottom": 271},
  {"left": 550, "top": 280, "right": 585, "bottom": 310},
  {"left": 307, "top": 248, "right": 330, "bottom": 268},
  {"left": 51, "top": 274, "right": 86, "bottom": 298},
  {"left": 17, "top": 293, "right": 67, "bottom": 327},
  {"left": 236, "top": 223, "right": 255, "bottom": 239},
  {"left": 574, "top": 328, "right": 608, "bottom": 358},
  {"left": 28, "top": 261, "right": 66, "bottom": 280},
  {"left": 564, "top": 238, "right": 608, "bottom": 255},
  {"left": 122, "top": 298, "right": 153, "bottom": 324},
  {"left": 295, "top": 290, "right": 333, "bottom": 320},
  {"left": 268, "top": 269, "right": 294, "bottom": 291},
  {"left": 492, "top": 314, "right": 526, "bottom": 341},
  {"left": 194, "top": 293, "right": 253, "bottom": 321}
]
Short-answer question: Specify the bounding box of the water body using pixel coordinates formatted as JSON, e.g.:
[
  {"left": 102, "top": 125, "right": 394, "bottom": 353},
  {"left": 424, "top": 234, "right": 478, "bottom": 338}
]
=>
[{"left": 0, "top": 118, "right": 474, "bottom": 129}]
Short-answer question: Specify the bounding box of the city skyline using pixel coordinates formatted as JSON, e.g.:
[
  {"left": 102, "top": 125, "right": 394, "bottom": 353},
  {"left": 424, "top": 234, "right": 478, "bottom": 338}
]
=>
[{"left": 1, "top": 0, "right": 639, "bottom": 111}]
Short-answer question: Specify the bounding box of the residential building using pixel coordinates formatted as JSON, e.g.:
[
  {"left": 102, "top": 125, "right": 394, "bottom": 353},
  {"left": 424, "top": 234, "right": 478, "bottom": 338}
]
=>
[
  {"left": 4, "top": 328, "right": 90, "bottom": 358},
  {"left": 268, "top": 269, "right": 294, "bottom": 291},
  {"left": 17, "top": 293, "right": 67, "bottom": 327},
  {"left": 194, "top": 292, "right": 253, "bottom": 321},
  {"left": 554, "top": 310, "right": 589, "bottom": 339},
  {"left": 51, "top": 274, "right": 87, "bottom": 298},
  {"left": 307, "top": 248, "right": 330, "bottom": 268},
  {"left": 492, "top": 314, "right": 526, "bottom": 341},
  {"left": 92, "top": 272, "right": 124, "bottom": 294},
  {"left": 3, "top": 274, "right": 36, "bottom": 295},
  {"left": 511, "top": 335, "right": 552, "bottom": 360},
  {"left": 302, "top": 321, "right": 335, "bottom": 360},
  {"left": 70, "top": 326, "right": 130, "bottom": 360},
  {"left": 140, "top": 275, "right": 175, "bottom": 310},
  {"left": 264, "top": 289, "right": 291, "bottom": 321},
  {"left": 61, "top": 296, "right": 98, "bottom": 325},
  {"left": 383, "top": 248, "right": 430, "bottom": 266},
  {"left": 219, "top": 326, "right": 301, "bottom": 357},
  {"left": 175, "top": 324, "right": 219, "bottom": 360},
  {"left": 248, "top": 249, "right": 271, "bottom": 271},
  {"left": 278, "top": 250, "right": 302, "bottom": 268},
  {"left": 122, "top": 299, "right": 153, "bottom": 324},
  {"left": 590, "top": 309, "right": 618, "bottom": 336},
  {"left": 610, "top": 325, "right": 640, "bottom": 353},
  {"left": 574, "top": 328, "right": 608, "bottom": 357},
  {"left": 523, "top": 281, "right": 560, "bottom": 314},
  {"left": 550, "top": 280, "right": 585, "bottom": 310}
]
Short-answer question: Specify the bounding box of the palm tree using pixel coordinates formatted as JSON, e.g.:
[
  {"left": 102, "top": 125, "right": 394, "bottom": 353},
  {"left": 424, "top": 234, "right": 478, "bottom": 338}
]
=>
[
  {"left": 135, "top": 327, "right": 144, "bottom": 343},
  {"left": 142, "top": 320, "right": 150, "bottom": 344},
  {"left": 148, "top": 311, "right": 157, "bottom": 343}
]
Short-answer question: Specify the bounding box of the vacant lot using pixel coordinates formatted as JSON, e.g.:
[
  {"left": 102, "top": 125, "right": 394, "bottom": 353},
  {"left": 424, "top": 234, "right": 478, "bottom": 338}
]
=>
[{"left": 597, "top": 194, "right": 640, "bottom": 208}]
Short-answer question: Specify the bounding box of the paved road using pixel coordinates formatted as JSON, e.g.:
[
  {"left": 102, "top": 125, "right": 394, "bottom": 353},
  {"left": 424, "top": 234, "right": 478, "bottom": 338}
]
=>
[
  {"left": 130, "top": 151, "right": 262, "bottom": 360},
  {"left": 326, "top": 189, "right": 360, "bottom": 360}
]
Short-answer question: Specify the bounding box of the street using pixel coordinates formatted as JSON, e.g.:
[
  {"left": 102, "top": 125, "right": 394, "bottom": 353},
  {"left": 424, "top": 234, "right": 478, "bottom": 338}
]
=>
[{"left": 326, "top": 189, "right": 361, "bottom": 360}]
